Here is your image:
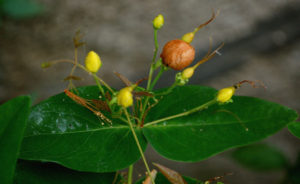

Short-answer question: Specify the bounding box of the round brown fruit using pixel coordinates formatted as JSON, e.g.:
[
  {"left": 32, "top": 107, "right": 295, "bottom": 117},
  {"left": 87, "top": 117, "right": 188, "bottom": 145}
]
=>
[{"left": 160, "top": 39, "right": 195, "bottom": 70}]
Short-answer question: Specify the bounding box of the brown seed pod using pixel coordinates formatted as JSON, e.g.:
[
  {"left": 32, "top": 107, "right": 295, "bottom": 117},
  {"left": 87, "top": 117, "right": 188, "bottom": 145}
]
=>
[{"left": 160, "top": 39, "right": 195, "bottom": 70}]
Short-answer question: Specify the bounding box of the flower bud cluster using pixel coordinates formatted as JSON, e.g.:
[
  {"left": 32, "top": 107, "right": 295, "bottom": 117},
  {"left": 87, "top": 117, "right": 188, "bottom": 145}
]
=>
[
  {"left": 117, "top": 86, "right": 134, "bottom": 108},
  {"left": 175, "top": 72, "right": 189, "bottom": 86},
  {"left": 181, "top": 32, "right": 195, "bottom": 44},
  {"left": 85, "top": 51, "right": 102, "bottom": 73},
  {"left": 153, "top": 14, "right": 164, "bottom": 29},
  {"left": 216, "top": 86, "right": 235, "bottom": 103}
]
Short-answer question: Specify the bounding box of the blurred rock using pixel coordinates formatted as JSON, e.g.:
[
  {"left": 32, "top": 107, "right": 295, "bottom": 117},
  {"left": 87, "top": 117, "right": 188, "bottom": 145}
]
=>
[{"left": 1, "top": 0, "right": 298, "bottom": 101}]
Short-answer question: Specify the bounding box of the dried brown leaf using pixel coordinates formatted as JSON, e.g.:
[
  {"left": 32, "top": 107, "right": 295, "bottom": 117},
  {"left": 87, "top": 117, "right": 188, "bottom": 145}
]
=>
[
  {"left": 63, "top": 75, "right": 82, "bottom": 81},
  {"left": 153, "top": 163, "right": 187, "bottom": 184},
  {"left": 114, "top": 72, "right": 132, "bottom": 87},
  {"left": 133, "top": 91, "right": 154, "bottom": 97},
  {"left": 91, "top": 99, "right": 111, "bottom": 112},
  {"left": 143, "top": 169, "right": 157, "bottom": 184}
]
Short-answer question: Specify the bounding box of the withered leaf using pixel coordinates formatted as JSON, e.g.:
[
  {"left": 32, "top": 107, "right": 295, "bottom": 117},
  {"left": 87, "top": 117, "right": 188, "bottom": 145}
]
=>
[
  {"left": 64, "top": 75, "right": 82, "bottom": 81},
  {"left": 91, "top": 99, "right": 111, "bottom": 113},
  {"left": 114, "top": 72, "right": 132, "bottom": 87},
  {"left": 133, "top": 91, "right": 153, "bottom": 97},
  {"left": 153, "top": 163, "right": 187, "bottom": 184},
  {"left": 142, "top": 169, "right": 157, "bottom": 184}
]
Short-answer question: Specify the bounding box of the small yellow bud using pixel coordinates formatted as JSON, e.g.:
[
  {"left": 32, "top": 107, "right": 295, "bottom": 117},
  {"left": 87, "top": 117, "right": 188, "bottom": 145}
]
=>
[
  {"left": 181, "top": 32, "right": 195, "bottom": 43},
  {"left": 85, "top": 51, "right": 102, "bottom": 73},
  {"left": 182, "top": 67, "right": 194, "bottom": 79},
  {"left": 217, "top": 86, "right": 235, "bottom": 103},
  {"left": 41, "top": 62, "right": 51, "bottom": 68},
  {"left": 153, "top": 14, "right": 164, "bottom": 29},
  {"left": 117, "top": 87, "right": 133, "bottom": 108}
]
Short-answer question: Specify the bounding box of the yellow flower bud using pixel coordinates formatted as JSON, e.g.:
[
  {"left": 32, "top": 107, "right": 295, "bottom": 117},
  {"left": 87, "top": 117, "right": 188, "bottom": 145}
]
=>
[
  {"left": 182, "top": 67, "right": 194, "bottom": 79},
  {"left": 85, "top": 51, "right": 102, "bottom": 73},
  {"left": 117, "top": 87, "right": 133, "bottom": 108},
  {"left": 181, "top": 32, "right": 195, "bottom": 43},
  {"left": 41, "top": 62, "right": 51, "bottom": 68},
  {"left": 216, "top": 86, "right": 235, "bottom": 103},
  {"left": 153, "top": 14, "right": 164, "bottom": 29}
]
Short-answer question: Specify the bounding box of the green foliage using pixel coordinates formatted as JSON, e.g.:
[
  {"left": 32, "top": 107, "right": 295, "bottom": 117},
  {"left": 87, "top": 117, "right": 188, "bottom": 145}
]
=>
[
  {"left": 1, "top": 0, "right": 43, "bottom": 19},
  {"left": 14, "top": 160, "right": 118, "bottom": 184},
  {"left": 19, "top": 86, "right": 147, "bottom": 172},
  {"left": 18, "top": 85, "right": 298, "bottom": 173},
  {"left": 288, "top": 121, "right": 300, "bottom": 139},
  {"left": 143, "top": 86, "right": 298, "bottom": 162},
  {"left": 232, "top": 144, "right": 289, "bottom": 171},
  {"left": 0, "top": 96, "right": 31, "bottom": 184}
]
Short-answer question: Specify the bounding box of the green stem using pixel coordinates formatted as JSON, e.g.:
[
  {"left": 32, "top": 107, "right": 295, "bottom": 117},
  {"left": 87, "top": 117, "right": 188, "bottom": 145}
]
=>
[
  {"left": 144, "top": 99, "right": 217, "bottom": 127},
  {"left": 112, "top": 171, "right": 119, "bottom": 184},
  {"left": 90, "top": 72, "right": 114, "bottom": 94},
  {"left": 153, "top": 29, "right": 159, "bottom": 52},
  {"left": 118, "top": 116, "right": 128, "bottom": 124},
  {"left": 92, "top": 73, "right": 114, "bottom": 111},
  {"left": 149, "top": 66, "right": 164, "bottom": 90},
  {"left": 155, "top": 82, "right": 177, "bottom": 96},
  {"left": 128, "top": 164, "right": 133, "bottom": 184},
  {"left": 138, "top": 96, "right": 150, "bottom": 127},
  {"left": 124, "top": 109, "right": 154, "bottom": 184},
  {"left": 67, "top": 61, "right": 114, "bottom": 94},
  {"left": 147, "top": 67, "right": 154, "bottom": 91},
  {"left": 93, "top": 73, "right": 105, "bottom": 97},
  {"left": 146, "top": 29, "right": 159, "bottom": 90},
  {"left": 138, "top": 66, "right": 165, "bottom": 126},
  {"left": 140, "top": 29, "right": 159, "bottom": 126},
  {"left": 47, "top": 59, "right": 114, "bottom": 93}
]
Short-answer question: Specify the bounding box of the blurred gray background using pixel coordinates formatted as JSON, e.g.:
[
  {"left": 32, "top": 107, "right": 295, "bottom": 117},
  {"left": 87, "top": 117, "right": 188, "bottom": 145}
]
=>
[{"left": 0, "top": 0, "right": 300, "bottom": 183}]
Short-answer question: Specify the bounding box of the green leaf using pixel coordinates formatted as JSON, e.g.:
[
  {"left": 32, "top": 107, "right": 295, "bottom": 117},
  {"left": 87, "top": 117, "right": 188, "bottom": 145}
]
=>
[
  {"left": 20, "top": 86, "right": 147, "bottom": 172},
  {"left": 14, "top": 160, "right": 118, "bottom": 184},
  {"left": 143, "top": 85, "right": 298, "bottom": 162},
  {"left": 288, "top": 121, "right": 300, "bottom": 139},
  {"left": 0, "top": 96, "right": 31, "bottom": 184},
  {"left": 232, "top": 144, "right": 288, "bottom": 171},
  {"left": 2, "top": 0, "right": 43, "bottom": 19},
  {"left": 135, "top": 172, "right": 202, "bottom": 184}
]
